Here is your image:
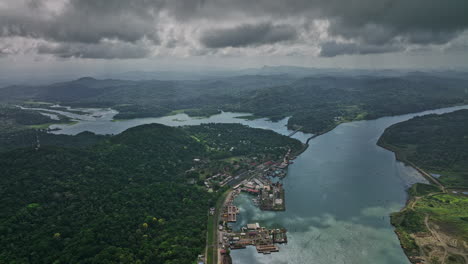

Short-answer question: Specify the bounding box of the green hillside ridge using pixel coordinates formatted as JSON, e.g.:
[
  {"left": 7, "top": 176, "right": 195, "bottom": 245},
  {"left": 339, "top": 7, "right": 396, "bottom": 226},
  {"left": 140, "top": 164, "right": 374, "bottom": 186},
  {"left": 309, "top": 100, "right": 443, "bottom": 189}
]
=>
[
  {"left": 0, "top": 123, "right": 301, "bottom": 264},
  {"left": 2, "top": 74, "right": 468, "bottom": 134},
  {"left": 378, "top": 110, "right": 468, "bottom": 263}
]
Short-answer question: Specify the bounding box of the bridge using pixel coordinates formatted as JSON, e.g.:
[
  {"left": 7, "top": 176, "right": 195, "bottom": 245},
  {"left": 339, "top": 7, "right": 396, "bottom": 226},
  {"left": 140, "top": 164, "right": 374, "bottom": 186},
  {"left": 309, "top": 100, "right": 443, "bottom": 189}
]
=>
[{"left": 287, "top": 126, "right": 303, "bottom": 137}]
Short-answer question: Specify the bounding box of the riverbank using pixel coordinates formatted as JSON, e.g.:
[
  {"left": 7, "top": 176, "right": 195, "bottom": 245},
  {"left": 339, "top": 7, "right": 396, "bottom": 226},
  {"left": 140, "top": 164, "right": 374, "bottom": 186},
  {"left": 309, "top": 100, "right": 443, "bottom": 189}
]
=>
[
  {"left": 376, "top": 112, "right": 468, "bottom": 264},
  {"left": 18, "top": 103, "right": 468, "bottom": 264},
  {"left": 377, "top": 141, "right": 445, "bottom": 192}
]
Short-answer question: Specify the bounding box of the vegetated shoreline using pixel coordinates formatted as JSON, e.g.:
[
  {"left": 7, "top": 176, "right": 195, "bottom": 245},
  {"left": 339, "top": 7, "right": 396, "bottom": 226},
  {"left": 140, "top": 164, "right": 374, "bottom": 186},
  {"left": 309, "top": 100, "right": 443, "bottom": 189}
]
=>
[
  {"left": 375, "top": 144, "right": 426, "bottom": 263},
  {"left": 376, "top": 140, "right": 466, "bottom": 264},
  {"left": 206, "top": 117, "right": 368, "bottom": 263},
  {"left": 17, "top": 98, "right": 468, "bottom": 136},
  {"left": 377, "top": 140, "right": 444, "bottom": 191},
  {"left": 212, "top": 119, "right": 411, "bottom": 264},
  {"left": 18, "top": 103, "right": 464, "bottom": 263}
]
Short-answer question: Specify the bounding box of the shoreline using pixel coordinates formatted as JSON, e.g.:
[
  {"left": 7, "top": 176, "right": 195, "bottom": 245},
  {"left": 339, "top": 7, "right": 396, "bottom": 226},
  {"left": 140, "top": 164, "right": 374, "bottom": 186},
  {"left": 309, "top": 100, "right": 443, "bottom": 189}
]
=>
[
  {"left": 376, "top": 141, "right": 432, "bottom": 262},
  {"left": 209, "top": 142, "right": 310, "bottom": 264},
  {"left": 375, "top": 140, "right": 468, "bottom": 264},
  {"left": 207, "top": 124, "right": 335, "bottom": 264},
  {"left": 376, "top": 140, "right": 445, "bottom": 190}
]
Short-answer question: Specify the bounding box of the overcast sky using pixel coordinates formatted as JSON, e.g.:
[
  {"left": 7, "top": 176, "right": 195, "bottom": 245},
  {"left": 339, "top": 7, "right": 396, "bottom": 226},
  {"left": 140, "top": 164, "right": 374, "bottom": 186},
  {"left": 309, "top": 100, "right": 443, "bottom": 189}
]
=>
[{"left": 1, "top": 0, "right": 468, "bottom": 75}]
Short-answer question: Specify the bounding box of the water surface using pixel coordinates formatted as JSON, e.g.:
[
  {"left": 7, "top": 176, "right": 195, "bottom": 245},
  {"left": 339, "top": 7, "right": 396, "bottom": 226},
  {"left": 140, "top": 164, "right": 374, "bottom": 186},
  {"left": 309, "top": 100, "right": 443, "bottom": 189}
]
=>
[
  {"left": 24, "top": 104, "right": 468, "bottom": 264},
  {"left": 230, "top": 105, "right": 468, "bottom": 264}
]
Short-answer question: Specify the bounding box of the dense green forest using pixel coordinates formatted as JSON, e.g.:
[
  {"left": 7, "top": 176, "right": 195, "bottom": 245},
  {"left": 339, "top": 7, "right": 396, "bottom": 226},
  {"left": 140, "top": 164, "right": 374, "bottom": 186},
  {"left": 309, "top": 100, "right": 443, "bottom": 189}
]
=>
[
  {"left": 1, "top": 74, "right": 468, "bottom": 134},
  {"left": 226, "top": 76, "right": 468, "bottom": 134},
  {"left": 0, "top": 129, "right": 106, "bottom": 153},
  {"left": 0, "top": 105, "right": 59, "bottom": 132},
  {"left": 0, "top": 123, "right": 301, "bottom": 264},
  {"left": 378, "top": 109, "right": 468, "bottom": 188},
  {"left": 0, "top": 75, "right": 294, "bottom": 120},
  {"left": 184, "top": 123, "right": 303, "bottom": 160},
  {"left": 0, "top": 105, "right": 99, "bottom": 152},
  {"left": 379, "top": 110, "right": 468, "bottom": 262}
]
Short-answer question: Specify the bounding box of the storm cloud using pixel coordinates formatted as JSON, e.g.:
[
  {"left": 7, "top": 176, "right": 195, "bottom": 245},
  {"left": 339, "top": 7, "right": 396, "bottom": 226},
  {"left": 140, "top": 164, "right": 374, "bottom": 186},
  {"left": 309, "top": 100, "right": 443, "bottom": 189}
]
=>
[
  {"left": 200, "top": 23, "right": 298, "bottom": 48},
  {"left": 37, "top": 41, "right": 152, "bottom": 59},
  {"left": 319, "top": 41, "right": 404, "bottom": 57},
  {"left": 0, "top": 0, "right": 467, "bottom": 59},
  {"left": 0, "top": 0, "right": 160, "bottom": 44}
]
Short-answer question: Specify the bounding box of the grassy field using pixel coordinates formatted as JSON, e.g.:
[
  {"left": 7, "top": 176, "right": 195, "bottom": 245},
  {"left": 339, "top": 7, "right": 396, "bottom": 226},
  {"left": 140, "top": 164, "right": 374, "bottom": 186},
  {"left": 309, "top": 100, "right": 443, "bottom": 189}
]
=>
[
  {"left": 408, "top": 183, "right": 441, "bottom": 197},
  {"left": 417, "top": 194, "right": 468, "bottom": 241},
  {"left": 391, "top": 191, "right": 468, "bottom": 259}
]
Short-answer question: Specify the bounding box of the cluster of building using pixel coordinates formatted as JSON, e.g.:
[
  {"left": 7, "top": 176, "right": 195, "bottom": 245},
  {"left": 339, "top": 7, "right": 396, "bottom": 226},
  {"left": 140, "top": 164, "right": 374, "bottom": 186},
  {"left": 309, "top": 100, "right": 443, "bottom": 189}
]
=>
[
  {"left": 221, "top": 223, "right": 287, "bottom": 254},
  {"left": 220, "top": 188, "right": 241, "bottom": 223},
  {"left": 204, "top": 173, "right": 233, "bottom": 190},
  {"left": 259, "top": 182, "right": 285, "bottom": 211},
  {"left": 232, "top": 171, "right": 286, "bottom": 211},
  {"left": 204, "top": 148, "right": 298, "bottom": 263},
  {"left": 209, "top": 147, "right": 295, "bottom": 190}
]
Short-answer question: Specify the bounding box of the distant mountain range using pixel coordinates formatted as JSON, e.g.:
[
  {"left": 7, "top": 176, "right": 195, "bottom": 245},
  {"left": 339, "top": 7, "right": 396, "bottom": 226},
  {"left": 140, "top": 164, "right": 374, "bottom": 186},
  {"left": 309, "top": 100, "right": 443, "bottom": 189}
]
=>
[
  {"left": 2, "top": 66, "right": 468, "bottom": 88},
  {"left": 2, "top": 70, "right": 468, "bottom": 134}
]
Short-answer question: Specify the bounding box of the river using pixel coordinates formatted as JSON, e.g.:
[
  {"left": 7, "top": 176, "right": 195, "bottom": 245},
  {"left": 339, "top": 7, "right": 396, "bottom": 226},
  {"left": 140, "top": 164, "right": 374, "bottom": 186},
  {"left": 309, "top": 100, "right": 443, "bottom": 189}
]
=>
[{"left": 24, "top": 104, "right": 468, "bottom": 264}]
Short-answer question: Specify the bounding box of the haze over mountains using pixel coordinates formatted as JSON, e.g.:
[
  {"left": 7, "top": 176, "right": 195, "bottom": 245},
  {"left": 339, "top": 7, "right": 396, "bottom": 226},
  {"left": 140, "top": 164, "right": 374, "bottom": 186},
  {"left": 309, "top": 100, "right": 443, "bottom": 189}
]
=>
[
  {"left": 2, "top": 67, "right": 468, "bottom": 134},
  {"left": 2, "top": 65, "right": 468, "bottom": 88}
]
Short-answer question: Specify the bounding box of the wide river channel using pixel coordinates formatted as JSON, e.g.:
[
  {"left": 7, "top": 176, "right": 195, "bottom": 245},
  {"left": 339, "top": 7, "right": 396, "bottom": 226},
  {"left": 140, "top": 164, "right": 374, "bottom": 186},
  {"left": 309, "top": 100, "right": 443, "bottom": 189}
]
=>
[{"left": 28, "top": 104, "right": 468, "bottom": 264}]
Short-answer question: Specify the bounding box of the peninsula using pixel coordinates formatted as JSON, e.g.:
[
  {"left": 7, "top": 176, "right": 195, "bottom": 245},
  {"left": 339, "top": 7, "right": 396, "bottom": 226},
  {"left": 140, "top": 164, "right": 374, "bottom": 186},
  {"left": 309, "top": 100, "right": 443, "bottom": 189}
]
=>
[{"left": 378, "top": 109, "right": 468, "bottom": 264}]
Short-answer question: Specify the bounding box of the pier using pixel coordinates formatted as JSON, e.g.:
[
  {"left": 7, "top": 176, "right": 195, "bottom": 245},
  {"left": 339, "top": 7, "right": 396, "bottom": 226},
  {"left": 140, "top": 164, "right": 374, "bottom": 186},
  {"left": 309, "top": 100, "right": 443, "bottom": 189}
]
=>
[
  {"left": 220, "top": 223, "right": 287, "bottom": 255},
  {"left": 205, "top": 148, "right": 297, "bottom": 263}
]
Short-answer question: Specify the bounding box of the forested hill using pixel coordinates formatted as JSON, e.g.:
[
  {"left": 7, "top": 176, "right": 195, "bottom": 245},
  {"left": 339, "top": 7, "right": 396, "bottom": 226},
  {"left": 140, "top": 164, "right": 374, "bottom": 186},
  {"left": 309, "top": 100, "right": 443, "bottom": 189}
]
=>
[
  {"left": 0, "top": 105, "right": 104, "bottom": 152},
  {"left": 0, "top": 123, "right": 301, "bottom": 264},
  {"left": 226, "top": 76, "right": 468, "bottom": 133},
  {"left": 0, "top": 75, "right": 296, "bottom": 119},
  {"left": 378, "top": 109, "right": 468, "bottom": 188},
  {"left": 0, "top": 104, "right": 65, "bottom": 133},
  {"left": 377, "top": 108, "right": 468, "bottom": 263},
  {"left": 1, "top": 73, "right": 467, "bottom": 134}
]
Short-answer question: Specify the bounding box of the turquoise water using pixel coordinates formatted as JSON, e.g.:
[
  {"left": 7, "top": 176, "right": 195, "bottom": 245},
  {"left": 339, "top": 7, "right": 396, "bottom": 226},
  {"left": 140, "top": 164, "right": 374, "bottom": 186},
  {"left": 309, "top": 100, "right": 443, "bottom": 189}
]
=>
[{"left": 25, "top": 104, "right": 468, "bottom": 264}]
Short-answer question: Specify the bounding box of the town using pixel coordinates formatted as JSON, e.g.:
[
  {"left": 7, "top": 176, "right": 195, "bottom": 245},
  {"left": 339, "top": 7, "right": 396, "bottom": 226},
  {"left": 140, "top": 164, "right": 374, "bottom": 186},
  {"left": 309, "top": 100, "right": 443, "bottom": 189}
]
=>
[{"left": 199, "top": 148, "right": 298, "bottom": 264}]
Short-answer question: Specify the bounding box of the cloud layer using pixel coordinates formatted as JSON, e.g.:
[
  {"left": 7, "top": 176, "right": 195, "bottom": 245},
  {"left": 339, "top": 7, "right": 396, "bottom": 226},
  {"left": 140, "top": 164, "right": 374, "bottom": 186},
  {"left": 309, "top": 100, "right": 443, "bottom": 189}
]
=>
[
  {"left": 1, "top": 0, "right": 467, "bottom": 59},
  {"left": 200, "top": 23, "right": 298, "bottom": 48}
]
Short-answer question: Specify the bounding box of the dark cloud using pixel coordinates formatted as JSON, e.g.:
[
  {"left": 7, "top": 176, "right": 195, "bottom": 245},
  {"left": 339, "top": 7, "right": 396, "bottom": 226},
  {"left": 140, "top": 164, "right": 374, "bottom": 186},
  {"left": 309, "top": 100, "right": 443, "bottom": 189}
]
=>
[
  {"left": 319, "top": 41, "right": 404, "bottom": 57},
  {"left": 0, "top": 0, "right": 160, "bottom": 44},
  {"left": 1, "top": 0, "right": 468, "bottom": 58},
  {"left": 37, "top": 41, "right": 151, "bottom": 59},
  {"left": 200, "top": 23, "right": 297, "bottom": 48},
  {"left": 192, "top": 0, "right": 468, "bottom": 48},
  {"left": 169, "top": 0, "right": 468, "bottom": 34}
]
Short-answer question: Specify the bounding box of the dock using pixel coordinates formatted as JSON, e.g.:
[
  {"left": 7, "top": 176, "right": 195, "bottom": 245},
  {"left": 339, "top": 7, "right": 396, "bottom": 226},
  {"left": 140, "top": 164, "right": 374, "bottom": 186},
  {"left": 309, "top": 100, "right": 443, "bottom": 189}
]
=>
[
  {"left": 220, "top": 223, "right": 287, "bottom": 255},
  {"left": 207, "top": 148, "right": 295, "bottom": 262},
  {"left": 256, "top": 245, "right": 279, "bottom": 254}
]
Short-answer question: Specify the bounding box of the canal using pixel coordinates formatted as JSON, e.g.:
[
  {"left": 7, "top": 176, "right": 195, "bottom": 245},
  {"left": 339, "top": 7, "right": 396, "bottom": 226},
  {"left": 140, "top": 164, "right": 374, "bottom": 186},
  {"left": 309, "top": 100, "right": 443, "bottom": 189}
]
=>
[{"left": 25, "top": 104, "right": 468, "bottom": 264}]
